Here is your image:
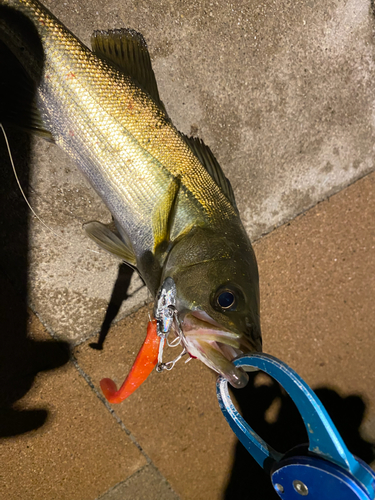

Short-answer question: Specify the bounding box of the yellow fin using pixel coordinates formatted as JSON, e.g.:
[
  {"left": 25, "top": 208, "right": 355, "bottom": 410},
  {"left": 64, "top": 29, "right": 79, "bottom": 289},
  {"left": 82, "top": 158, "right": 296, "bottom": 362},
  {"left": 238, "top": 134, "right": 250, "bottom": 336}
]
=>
[
  {"left": 91, "top": 29, "right": 165, "bottom": 111},
  {"left": 83, "top": 221, "right": 137, "bottom": 266},
  {"left": 182, "top": 135, "right": 238, "bottom": 212},
  {"left": 152, "top": 177, "right": 180, "bottom": 254}
]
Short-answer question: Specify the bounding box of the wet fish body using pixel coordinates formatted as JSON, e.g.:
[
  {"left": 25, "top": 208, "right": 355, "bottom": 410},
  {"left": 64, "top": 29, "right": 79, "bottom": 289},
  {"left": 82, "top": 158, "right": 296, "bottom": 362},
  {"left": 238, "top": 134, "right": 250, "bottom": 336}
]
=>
[{"left": 0, "top": 0, "right": 261, "bottom": 387}]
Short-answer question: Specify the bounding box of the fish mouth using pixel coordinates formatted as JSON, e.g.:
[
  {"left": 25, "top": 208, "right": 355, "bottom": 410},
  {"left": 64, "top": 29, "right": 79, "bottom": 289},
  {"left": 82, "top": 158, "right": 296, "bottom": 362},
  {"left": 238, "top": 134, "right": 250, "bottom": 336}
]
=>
[{"left": 180, "top": 311, "right": 258, "bottom": 388}]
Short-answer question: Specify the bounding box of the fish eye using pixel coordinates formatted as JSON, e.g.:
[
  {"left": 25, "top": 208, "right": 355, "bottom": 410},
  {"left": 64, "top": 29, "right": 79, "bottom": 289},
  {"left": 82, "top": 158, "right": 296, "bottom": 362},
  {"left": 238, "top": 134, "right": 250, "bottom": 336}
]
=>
[{"left": 216, "top": 290, "right": 236, "bottom": 310}]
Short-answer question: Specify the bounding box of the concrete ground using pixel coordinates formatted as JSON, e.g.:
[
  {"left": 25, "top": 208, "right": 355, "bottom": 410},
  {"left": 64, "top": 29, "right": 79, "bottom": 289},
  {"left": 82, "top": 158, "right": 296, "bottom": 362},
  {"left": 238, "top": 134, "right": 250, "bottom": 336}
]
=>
[{"left": 1, "top": 0, "right": 375, "bottom": 499}]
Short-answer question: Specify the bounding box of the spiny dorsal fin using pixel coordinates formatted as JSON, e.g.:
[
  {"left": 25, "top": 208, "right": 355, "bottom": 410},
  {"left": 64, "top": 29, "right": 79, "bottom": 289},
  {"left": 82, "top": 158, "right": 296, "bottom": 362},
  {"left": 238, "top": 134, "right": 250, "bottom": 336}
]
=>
[
  {"left": 182, "top": 135, "right": 238, "bottom": 212},
  {"left": 83, "top": 220, "right": 137, "bottom": 266},
  {"left": 91, "top": 29, "right": 164, "bottom": 110}
]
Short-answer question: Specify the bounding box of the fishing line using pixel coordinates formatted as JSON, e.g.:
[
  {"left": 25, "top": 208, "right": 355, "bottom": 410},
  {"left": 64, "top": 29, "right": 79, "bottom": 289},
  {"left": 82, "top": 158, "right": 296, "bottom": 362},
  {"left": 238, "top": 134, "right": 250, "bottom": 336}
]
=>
[{"left": 0, "top": 123, "right": 100, "bottom": 254}]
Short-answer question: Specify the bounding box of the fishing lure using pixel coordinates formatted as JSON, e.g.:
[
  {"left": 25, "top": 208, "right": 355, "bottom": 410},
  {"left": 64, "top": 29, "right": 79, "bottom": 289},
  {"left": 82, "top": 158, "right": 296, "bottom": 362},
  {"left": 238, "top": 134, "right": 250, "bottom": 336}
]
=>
[
  {"left": 100, "top": 319, "right": 160, "bottom": 403},
  {"left": 101, "top": 278, "right": 188, "bottom": 403}
]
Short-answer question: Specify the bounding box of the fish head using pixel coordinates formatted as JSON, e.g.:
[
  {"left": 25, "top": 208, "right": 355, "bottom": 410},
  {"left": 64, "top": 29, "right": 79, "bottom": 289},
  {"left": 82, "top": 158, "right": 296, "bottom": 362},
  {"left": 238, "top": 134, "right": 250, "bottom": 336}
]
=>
[{"left": 162, "top": 225, "right": 261, "bottom": 388}]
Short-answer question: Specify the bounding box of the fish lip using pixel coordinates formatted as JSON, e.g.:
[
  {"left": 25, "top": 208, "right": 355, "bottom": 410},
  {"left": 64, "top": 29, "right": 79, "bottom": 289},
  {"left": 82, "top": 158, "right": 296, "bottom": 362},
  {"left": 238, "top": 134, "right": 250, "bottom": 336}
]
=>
[
  {"left": 182, "top": 310, "right": 259, "bottom": 351},
  {"left": 180, "top": 310, "right": 256, "bottom": 388}
]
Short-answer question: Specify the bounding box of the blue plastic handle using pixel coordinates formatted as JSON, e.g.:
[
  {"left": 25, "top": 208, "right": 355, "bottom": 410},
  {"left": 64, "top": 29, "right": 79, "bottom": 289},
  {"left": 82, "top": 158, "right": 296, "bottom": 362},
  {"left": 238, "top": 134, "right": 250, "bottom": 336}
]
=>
[{"left": 216, "top": 354, "right": 375, "bottom": 498}]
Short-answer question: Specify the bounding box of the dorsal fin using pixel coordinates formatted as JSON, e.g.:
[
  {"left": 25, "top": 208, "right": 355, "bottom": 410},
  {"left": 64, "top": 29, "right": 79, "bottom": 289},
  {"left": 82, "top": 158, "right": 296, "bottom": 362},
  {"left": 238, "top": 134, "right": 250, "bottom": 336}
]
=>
[
  {"left": 91, "top": 29, "right": 164, "bottom": 110},
  {"left": 182, "top": 135, "right": 238, "bottom": 212}
]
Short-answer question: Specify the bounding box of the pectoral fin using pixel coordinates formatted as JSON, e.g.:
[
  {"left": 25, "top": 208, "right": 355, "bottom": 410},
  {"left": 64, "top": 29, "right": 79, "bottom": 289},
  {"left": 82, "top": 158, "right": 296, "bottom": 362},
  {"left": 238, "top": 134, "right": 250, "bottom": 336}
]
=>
[
  {"left": 152, "top": 177, "right": 180, "bottom": 255},
  {"left": 83, "top": 221, "right": 137, "bottom": 266}
]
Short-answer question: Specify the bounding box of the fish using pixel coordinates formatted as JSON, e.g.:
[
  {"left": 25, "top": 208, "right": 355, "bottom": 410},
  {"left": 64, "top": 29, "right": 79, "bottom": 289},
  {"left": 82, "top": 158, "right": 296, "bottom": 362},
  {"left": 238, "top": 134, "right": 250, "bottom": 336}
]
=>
[{"left": 0, "top": 0, "right": 261, "bottom": 389}]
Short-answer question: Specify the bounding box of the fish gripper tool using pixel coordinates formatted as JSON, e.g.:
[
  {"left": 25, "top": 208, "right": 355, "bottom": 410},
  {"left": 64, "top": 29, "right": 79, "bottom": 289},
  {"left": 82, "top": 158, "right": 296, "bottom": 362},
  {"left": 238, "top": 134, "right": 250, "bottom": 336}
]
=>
[{"left": 217, "top": 354, "right": 375, "bottom": 499}]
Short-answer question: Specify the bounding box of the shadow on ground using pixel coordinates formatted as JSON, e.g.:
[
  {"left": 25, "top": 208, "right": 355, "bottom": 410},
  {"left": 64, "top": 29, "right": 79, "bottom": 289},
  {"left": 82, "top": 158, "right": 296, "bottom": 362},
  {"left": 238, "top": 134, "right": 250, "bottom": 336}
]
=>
[
  {"left": 0, "top": 40, "right": 70, "bottom": 437},
  {"left": 0, "top": 125, "right": 71, "bottom": 437},
  {"left": 90, "top": 263, "right": 135, "bottom": 350},
  {"left": 224, "top": 372, "right": 375, "bottom": 499}
]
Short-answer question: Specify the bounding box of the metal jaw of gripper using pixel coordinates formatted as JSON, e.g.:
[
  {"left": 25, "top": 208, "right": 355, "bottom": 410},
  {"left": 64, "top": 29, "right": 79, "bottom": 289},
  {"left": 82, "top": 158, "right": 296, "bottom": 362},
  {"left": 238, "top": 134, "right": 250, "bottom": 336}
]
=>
[{"left": 154, "top": 277, "right": 188, "bottom": 372}]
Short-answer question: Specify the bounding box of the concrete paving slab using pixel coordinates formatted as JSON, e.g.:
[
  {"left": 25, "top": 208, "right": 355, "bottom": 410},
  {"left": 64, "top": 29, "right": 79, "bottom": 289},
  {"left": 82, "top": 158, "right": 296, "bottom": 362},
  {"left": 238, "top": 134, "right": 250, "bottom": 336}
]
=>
[
  {"left": 1, "top": 0, "right": 375, "bottom": 343},
  {"left": 97, "top": 465, "right": 180, "bottom": 500},
  {"left": 259, "top": 172, "right": 375, "bottom": 390},
  {"left": 0, "top": 313, "right": 147, "bottom": 500},
  {"left": 75, "top": 172, "right": 375, "bottom": 499}
]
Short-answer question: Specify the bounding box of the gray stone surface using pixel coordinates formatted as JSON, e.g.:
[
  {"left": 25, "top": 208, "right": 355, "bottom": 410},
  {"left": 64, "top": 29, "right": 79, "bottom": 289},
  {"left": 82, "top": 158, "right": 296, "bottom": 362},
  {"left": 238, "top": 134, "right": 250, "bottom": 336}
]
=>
[
  {"left": 96, "top": 465, "right": 180, "bottom": 500},
  {"left": 1, "top": 0, "right": 375, "bottom": 342}
]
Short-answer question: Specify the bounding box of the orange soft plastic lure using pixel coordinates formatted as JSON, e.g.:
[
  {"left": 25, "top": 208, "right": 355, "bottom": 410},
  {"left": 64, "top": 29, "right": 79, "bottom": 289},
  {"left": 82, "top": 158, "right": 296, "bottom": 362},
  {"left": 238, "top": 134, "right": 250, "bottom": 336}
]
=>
[{"left": 100, "top": 319, "right": 160, "bottom": 403}]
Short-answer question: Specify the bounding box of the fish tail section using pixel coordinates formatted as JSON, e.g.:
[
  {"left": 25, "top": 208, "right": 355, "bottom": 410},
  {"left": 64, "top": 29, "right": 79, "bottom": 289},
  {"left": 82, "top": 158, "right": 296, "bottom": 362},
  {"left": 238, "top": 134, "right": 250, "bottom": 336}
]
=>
[
  {"left": 0, "top": 41, "right": 52, "bottom": 139},
  {"left": 0, "top": 1, "right": 45, "bottom": 73},
  {"left": 0, "top": 0, "right": 57, "bottom": 139}
]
